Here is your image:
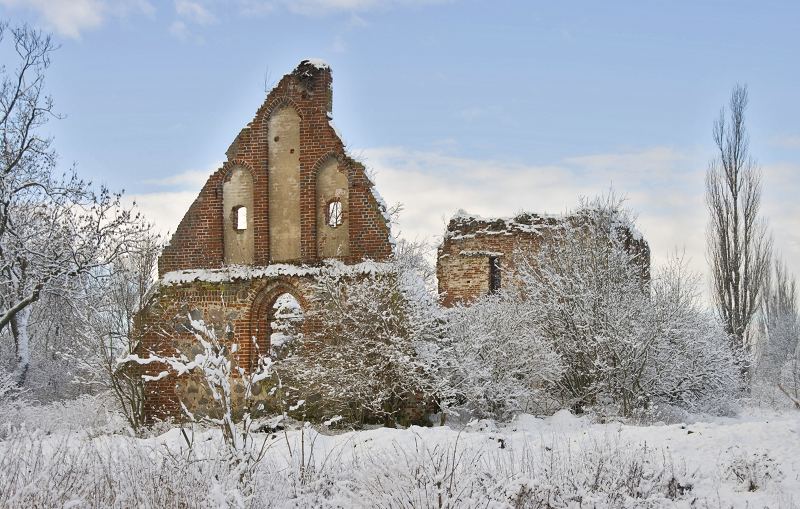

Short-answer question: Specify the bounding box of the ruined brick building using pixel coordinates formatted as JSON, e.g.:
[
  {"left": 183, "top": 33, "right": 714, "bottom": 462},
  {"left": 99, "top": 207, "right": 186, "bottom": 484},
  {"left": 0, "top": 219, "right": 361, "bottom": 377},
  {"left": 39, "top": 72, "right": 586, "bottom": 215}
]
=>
[
  {"left": 437, "top": 211, "right": 650, "bottom": 306},
  {"left": 135, "top": 60, "right": 650, "bottom": 423},
  {"left": 135, "top": 60, "right": 394, "bottom": 421}
]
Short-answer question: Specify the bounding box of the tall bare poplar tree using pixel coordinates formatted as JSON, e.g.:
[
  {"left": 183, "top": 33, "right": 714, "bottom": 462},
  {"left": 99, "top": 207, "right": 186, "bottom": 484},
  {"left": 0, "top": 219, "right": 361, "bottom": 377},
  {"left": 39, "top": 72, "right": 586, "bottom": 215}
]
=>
[{"left": 706, "top": 84, "right": 772, "bottom": 359}]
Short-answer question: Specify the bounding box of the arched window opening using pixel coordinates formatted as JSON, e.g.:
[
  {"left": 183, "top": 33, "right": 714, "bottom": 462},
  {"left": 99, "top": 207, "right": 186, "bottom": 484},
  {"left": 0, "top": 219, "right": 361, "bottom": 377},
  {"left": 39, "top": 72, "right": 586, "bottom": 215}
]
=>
[
  {"left": 326, "top": 199, "right": 343, "bottom": 228},
  {"left": 269, "top": 293, "right": 303, "bottom": 358},
  {"left": 232, "top": 206, "right": 247, "bottom": 231}
]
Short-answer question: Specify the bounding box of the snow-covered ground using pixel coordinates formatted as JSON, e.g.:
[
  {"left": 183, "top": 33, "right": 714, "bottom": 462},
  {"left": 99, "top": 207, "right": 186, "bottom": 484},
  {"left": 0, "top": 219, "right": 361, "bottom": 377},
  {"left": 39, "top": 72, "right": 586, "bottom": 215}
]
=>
[{"left": 1, "top": 407, "right": 797, "bottom": 508}]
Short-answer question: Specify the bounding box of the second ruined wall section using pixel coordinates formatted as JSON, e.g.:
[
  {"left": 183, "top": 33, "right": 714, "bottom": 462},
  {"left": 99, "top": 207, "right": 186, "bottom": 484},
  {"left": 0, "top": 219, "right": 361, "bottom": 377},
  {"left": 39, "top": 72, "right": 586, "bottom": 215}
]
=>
[
  {"left": 159, "top": 61, "right": 393, "bottom": 277},
  {"left": 437, "top": 213, "right": 651, "bottom": 307}
]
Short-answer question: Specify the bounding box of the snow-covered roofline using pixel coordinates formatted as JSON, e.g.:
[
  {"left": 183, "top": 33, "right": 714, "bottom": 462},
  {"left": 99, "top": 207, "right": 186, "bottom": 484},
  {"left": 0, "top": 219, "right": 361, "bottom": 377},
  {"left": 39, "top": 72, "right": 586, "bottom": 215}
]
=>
[
  {"left": 446, "top": 209, "right": 645, "bottom": 243},
  {"left": 445, "top": 211, "right": 564, "bottom": 239}
]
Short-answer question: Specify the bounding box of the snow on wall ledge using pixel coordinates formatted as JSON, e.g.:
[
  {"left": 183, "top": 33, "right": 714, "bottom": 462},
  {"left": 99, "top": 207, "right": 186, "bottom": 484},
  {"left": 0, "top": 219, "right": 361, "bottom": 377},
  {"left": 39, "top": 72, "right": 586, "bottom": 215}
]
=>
[
  {"left": 445, "top": 210, "right": 563, "bottom": 240},
  {"left": 160, "top": 260, "right": 395, "bottom": 286},
  {"left": 446, "top": 209, "right": 645, "bottom": 242}
]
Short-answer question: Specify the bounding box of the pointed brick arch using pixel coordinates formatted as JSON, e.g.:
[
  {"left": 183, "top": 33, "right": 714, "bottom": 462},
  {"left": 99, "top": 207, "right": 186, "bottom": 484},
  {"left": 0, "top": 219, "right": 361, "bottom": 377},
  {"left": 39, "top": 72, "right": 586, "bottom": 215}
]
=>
[
  {"left": 222, "top": 162, "right": 256, "bottom": 265},
  {"left": 262, "top": 97, "right": 304, "bottom": 124},
  {"left": 248, "top": 280, "right": 308, "bottom": 361},
  {"left": 312, "top": 152, "right": 351, "bottom": 259}
]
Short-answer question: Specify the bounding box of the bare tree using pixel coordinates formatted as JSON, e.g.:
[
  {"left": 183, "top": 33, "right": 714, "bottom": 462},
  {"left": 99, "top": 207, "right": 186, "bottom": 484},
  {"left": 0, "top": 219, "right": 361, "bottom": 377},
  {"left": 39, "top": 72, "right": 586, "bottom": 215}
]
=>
[
  {"left": 0, "top": 24, "right": 147, "bottom": 386},
  {"left": 706, "top": 84, "right": 772, "bottom": 361}
]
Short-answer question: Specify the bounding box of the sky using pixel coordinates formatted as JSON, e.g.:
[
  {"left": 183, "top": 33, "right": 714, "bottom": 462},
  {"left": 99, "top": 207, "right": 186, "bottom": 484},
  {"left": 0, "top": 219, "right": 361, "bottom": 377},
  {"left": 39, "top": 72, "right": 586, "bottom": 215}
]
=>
[{"left": 1, "top": 0, "right": 799, "bottom": 296}]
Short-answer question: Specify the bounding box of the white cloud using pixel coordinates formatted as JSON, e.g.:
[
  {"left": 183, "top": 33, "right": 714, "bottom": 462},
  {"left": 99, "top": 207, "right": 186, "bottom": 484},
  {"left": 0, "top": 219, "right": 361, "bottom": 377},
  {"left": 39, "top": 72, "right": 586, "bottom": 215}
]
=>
[
  {"left": 0, "top": 0, "right": 153, "bottom": 38},
  {"left": 361, "top": 147, "right": 713, "bottom": 291},
  {"left": 761, "top": 162, "right": 800, "bottom": 276},
  {"left": 169, "top": 0, "right": 216, "bottom": 41},
  {"left": 772, "top": 135, "right": 800, "bottom": 150},
  {"left": 130, "top": 166, "right": 217, "bottom": 235},
  {"left": 146, "top": 168, "right": 214, "bottom": 188},
  {"left": 233, "top": 0, "right": 452, "bottom": 17},
  {"left": 364, "top": 146, "right": 800, "bottom": 302},
  {"left": 128, "top": 190, "right": 199, "bottom": 236},
  {"left": 175, "top": 0, "right": 215, "bottom": 24}
]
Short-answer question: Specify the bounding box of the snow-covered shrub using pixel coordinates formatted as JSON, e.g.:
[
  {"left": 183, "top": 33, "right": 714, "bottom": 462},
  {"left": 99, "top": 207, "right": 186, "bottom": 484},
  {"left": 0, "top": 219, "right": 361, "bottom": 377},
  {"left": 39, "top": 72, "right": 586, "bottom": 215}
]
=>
[
  {"left": 275, "top": 246, "right": 441, "bottom": 427},
  {"left": 0, "top": 369, "right": 18, "bottom": 404},
  {"left": 515, "top": 195, "right": 740, "bottom": 417},
  {"left": 501, "top": 435, "right": 693, "bottom": 507},
  {"left": 778, "top": 353, "right": 800, "bottom": 408},
  {"left": 125, "top": 314, "right": 272, "bottom": 471},
  {"left": 724, "top": 446, "right": 784, "bottom": 492},
  {"left": 638, "top": 257, "right": 742, "bottom": 414},
  {"left": 350, "top": 434, "right": 504, "bottom": 507},
  {"left": 752, "top": 260, "right": 800, "bottom": 409},
  {"left": 440, "top": 294, "right": 563, "bottom": 420},
  {"left": 513, "top": 196, "right": 652, "bottom": 415},
  {"left": 0, "top": 392, "right": 128, "bottom": 438}
]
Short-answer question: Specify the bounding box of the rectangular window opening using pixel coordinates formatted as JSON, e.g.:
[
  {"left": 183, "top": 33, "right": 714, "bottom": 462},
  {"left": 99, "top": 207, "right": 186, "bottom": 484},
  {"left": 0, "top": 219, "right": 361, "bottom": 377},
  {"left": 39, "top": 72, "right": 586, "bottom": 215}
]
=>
[
  {"left": 489, "top": 256, "right": 501, "bottom": 294},
  {"left": 235, "top": 206, "right": 247, "bottom": 231}
]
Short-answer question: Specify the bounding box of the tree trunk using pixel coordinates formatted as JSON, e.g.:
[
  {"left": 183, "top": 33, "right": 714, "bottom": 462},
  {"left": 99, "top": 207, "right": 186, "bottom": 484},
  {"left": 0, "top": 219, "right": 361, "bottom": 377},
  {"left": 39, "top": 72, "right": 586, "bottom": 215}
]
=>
[{"left": 11, "top": 306, "right": 32, "bottom": 386}]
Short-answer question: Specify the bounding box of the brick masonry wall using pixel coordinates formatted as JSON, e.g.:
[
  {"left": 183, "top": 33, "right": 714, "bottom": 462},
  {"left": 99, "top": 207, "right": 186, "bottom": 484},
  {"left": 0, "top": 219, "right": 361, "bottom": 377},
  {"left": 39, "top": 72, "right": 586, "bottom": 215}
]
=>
[
  {"left": 136, "top": 275, "right": 318, "bottom": 422},
  {"left": 138, "top": 61, "right": 396, "bottom": 423},
  {"left": 437, "top": 213, "right": 650, "bottom": 306},
  {"left": 158, "top": 61, "right": 392, "bottom": 277}
]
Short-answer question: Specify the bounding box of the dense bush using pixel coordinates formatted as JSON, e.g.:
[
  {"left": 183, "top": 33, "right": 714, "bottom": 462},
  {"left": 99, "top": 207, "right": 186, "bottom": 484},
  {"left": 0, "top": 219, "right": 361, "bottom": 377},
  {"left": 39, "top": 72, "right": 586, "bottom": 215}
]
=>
[{"left": 436, "top": 196, "right": 742, "bottom": 420}]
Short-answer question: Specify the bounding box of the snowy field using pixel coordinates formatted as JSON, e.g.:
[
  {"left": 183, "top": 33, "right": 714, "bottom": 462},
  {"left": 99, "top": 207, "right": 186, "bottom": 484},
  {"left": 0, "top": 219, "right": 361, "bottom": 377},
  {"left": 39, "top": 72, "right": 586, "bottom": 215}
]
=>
[{"left": 1, "top": 405, "right": 797, "bottom": 508}]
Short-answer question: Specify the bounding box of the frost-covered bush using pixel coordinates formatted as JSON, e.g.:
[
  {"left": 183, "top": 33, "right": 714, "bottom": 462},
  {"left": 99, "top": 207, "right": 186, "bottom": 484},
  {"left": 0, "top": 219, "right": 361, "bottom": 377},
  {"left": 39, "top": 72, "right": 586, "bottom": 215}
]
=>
[
  {"left": 124, "top": 314, "right": 272, "bottom": 469},
  {"left": 276, "top": 245, "right": 441, "bottom": 427},
  {"left": 440, "top": 294, "right": 563, "bottom": 420},
  {"left": 0, "top": 428, "right": 698, "bottom": 508},
  {"left": 0, "top": 369, "right": 18, "bottom": 404},
  {"left": 500, "top": 435, "right": 693, "bottom": 507},
  {"left": 638, "top": 258, "right": 743, "bottom": 414},
  {"left": 0, "top": 392, "right": 128, "bottom": 438},
  {"left": 752, "top": 260, "right": 800, "bottom": 409},
  {"left": 514, "top": 196, "right": 741, "bottom": 417},
  {"left": 724, "top": 446, "right": 784, "bottom": 492}
]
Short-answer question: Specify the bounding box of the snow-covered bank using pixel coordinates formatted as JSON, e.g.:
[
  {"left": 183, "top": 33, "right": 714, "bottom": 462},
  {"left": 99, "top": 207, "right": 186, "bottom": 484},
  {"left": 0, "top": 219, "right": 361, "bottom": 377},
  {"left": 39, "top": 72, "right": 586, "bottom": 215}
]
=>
[{"left": 1, "top": 410, "right": 797, "bottom": 508}]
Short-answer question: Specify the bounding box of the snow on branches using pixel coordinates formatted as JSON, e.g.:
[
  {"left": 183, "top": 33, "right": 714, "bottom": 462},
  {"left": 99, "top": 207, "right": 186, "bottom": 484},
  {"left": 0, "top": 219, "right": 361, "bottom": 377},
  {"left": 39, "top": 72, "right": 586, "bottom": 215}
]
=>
[
  {"left": 513, "top": 195, "right": 740, "bottom": 417},
  {"left": 274, "top": 247, "right": 440, "bottom": 427},
  {"left": 124, "top": 314, "right": 271, "bottom": 461}
]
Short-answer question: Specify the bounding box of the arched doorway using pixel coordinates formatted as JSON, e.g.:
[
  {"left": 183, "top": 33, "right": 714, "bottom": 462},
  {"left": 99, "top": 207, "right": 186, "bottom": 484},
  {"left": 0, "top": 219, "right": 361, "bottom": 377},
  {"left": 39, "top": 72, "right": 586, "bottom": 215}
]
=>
[
  {"left": 249, "top": 283, "right": 306, "bottom": 365},
  {"left": 268, "top": 292, "right": 303, "bottom": 358}
]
